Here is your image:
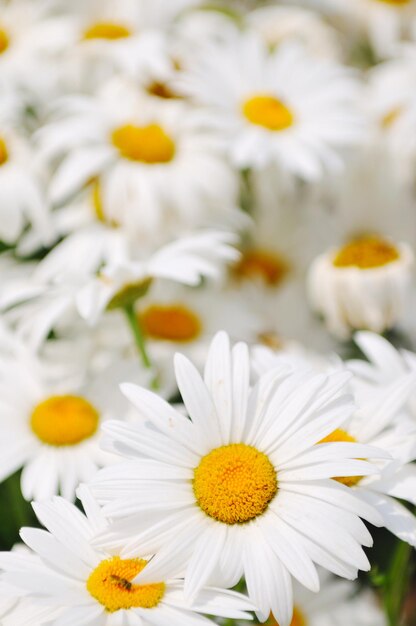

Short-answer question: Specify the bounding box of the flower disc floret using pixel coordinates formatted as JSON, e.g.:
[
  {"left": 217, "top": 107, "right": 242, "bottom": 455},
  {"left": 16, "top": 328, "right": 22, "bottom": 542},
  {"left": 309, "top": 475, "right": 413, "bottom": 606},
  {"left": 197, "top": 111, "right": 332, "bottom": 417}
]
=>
[
  {"left": 242, "top": 94, "right": 294, "bottom": 131},
  {"left": 87, "top": 557, "right": 165, "bottom": 613},
  {"left": 111, "top": 124, "right": 176, "bottom": 164},
  {"left": 193, "top": 443, "right": 278, "bottom": 524},
  {"left": 30, "top": 395, "right": 99, "bottom": 446},
  {"left": 0, "top": 137, "right": 8, "bottom": 165},
  {"left": 140, "top": 304, "right": 202, "bottom": 342},
  {"left": 333, "top": 236, "right": 400, "bottom": 269},
  {"left": 83, "top": 22, "right": 131, "bottom": 40}
]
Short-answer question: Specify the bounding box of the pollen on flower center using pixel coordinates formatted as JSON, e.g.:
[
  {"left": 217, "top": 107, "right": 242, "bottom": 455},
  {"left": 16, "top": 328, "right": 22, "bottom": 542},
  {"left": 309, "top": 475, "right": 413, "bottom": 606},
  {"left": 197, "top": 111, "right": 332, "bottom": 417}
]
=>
[
  {"left": 0, "top": 28, "right": 9, "bottom": 54},
  {"left": 111, "top": 124, "right": 176, "bottom": 164},
  {"left": 333, "top": 236, "right": 400, "bottom": 269},
  {"left": 319, "top": 429, "right": 362, "bottom": 487},
  {"left": 83, "top": 22, "right": 131, "bottom": 40},
  {"left": 87, "top": 557, "right": 165, "bottom": 613},
  {"left": 140, "top": 304, "right": 202, "bottom": 343},
  {"left": 30, "top": 395, "right": 99, "bottom": 446},
  {"left": 193, "top": 443, "right": 278, "bottom": 524},
  {"left": 233, "top": 249, "right": 290, "bottom": 286},
  {"left": 267, "top": 606, "right": 308, "bottom": 626},
  {"left": 0, "top": 137, "right": 8, "bottom": 166},
  {"left": 242, "top": 94, "right": 294, "bottom": 131}
]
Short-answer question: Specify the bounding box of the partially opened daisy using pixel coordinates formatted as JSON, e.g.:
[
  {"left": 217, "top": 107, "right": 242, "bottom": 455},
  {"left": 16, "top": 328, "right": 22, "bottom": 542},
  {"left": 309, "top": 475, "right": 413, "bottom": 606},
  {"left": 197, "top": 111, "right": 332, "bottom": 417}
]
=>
[
  {"left": 91, "top": 331, "right": 387, "bottom": 625},
  {"left": 177, "top": 35, "right": 363, "bottom": 177},
  {"left": 76, "top": 230, "right": 239, "bottom": 324},
  {"left": 0, "top": 487, "right": 254, "bottom": 626},
  {"left": 307, "top": 235, "right": 414, "bottom": 339}
]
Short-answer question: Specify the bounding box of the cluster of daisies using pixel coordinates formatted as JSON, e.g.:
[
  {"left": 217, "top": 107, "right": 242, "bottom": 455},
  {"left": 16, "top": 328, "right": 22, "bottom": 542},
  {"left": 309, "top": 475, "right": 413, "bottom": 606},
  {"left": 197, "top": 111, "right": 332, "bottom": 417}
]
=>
[{"left": 0, "top": 0, "right": 415, "bottom": 625}]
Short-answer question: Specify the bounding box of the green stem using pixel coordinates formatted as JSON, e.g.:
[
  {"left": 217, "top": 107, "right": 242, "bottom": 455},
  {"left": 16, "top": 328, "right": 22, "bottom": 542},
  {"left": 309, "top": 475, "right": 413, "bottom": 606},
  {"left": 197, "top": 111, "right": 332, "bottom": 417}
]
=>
[
  {"left": 123, "top": 303, "right": 159, "bottom": 389},
  {"left": 384, "top": 539, "right": 413, "bottom": 626}
]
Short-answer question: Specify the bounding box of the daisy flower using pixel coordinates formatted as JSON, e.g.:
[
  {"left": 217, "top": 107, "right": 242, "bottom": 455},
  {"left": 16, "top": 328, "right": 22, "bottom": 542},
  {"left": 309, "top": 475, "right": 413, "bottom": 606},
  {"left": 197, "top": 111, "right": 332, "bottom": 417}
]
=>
[
  {"left": 76, "top": 230, "right": 240, "bottom": 324},
  {"left": 177, "top": 35, "right": 363, "bottom": 178},
  {"left": 0, "top": 487, "right": 254, "bottom": 626},
  {"left": 247, "top": 4, "right": 341, "bottom": 60},
  {"left": 307, "top": 234, "right": 414, "bottom": 339},
  {"left": 37, "top": 79, "right": 238, "bottom": 244},
  {"left": 367, "top": 46, "right": 416, "bottom": 183},
  {"left": 0, "top": 0, "right": 67, "bottom": 96},
  {"left": 0, "top": 120, "right": 52, "bottom": 251},
  {"left": 91, "top": 331, "right": 387, "bottom": 625},
  {"left": 306, "top": 0, "right": 416, "bottom": 59},
  {"left": 0, "top": 335, "right": 145, "bottom": 502},
  {"left": 348, "top": 331, "right": 416, "bottom": 423}
]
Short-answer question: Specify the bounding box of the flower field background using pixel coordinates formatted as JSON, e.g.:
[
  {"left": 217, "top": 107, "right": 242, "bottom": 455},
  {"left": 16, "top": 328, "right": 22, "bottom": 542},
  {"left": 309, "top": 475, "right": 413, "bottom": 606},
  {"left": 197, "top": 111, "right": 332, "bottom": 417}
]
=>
[{"left": 0, "top": 0, "right": 415, "bottom": 625}]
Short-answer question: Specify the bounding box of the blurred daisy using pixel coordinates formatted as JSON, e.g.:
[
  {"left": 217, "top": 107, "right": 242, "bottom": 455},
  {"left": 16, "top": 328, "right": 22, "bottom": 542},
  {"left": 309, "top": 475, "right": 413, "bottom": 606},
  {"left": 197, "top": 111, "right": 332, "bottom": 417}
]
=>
[
  {"left": 367, "top": 46, "right": 416, "bottom": 183},
  {"left": 76, "top": 230, "right": 240, "bottom": 324},
  {"left": 248, "top": 5, "right": 341, "bottom": 60},
  {"left": 92, "top": 332, "right": 386, "bottom": 626},
  {"left": 0, "top": 0, "right": 67, "bottom": 96},
  {"left": 307, "top": 0, "right": 416, "bottom": 58},
  {"left": 307, "top": 234, "right": 414, "bottom": 339},
  {"left": 261, "top": 572, "right": 386, "bottom": 626},
  {"left": 0, "top": 487, "right": 254, "bottom": 626},
  {"left": 178, "top": 35, "right": 363, "bottom": 178},
  {"left": 38, "top": 80, "right": 238, "bottom": 244},
  {"left": 0, "top": 125, "right": 52, "bottom": 251},
  {"left": 0, "top": 338, "right": 143, "bottom": 501}
]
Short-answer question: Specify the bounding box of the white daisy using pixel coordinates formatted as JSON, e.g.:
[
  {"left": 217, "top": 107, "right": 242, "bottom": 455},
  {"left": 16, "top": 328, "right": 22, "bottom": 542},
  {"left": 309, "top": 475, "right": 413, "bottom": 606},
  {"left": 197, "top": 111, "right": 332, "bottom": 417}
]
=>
[
  {"left": 91, "top": 331, "right": 387, "bottom": 625},
  {"left": 305, "top": 0, "right": 416, "bottom": 59},
  {"left": 248, "top": 4, "right": 342, "bottom": 60},
  {"left": 367, "top": 46, "right": 416, "bottom": 184},
  {"left": 76, "top": 230, "right": 240, "bottom": 324},
  {"left": 0, "top": 336, "right": 146, "bottom": 502},
  {"left": 177, "top": 34, "right": 363, "bottom": 178},
  {"left": 37, "top": 79, "right": 238, "bottom": 244},
  {"left": 0, "top": 0, "right": 67, "bottom": 96},
  {"left": 0, "top": 487, "right": 254, "bottom": 626},
  {"left": 0, "top": 123, "right": 52, "bottom": 251},
  {"left": 307, "top": 234, "right": 414, "bottom": 339},
  {"left": 348, "top": 331, "right": 416, "bottom": 423}
]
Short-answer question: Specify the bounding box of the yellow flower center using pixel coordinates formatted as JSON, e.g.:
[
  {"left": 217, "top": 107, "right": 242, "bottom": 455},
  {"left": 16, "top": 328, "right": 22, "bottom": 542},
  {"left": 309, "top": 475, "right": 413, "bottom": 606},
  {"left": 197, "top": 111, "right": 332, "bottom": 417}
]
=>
[
  {"left": 30, "top": 395, "right": 99, "bottom": 447},
  {"left": 319, "top": 429, "right": 362, "bottom": 487},
  {"left": 0, "top": 28, "right": 9, "bottom": 54},
  {"left": 0, "top": 137, "right": 8, "bottom": 166},
  {"left": 267, "top": 607, "right": 308, "bottom": 626},
  {"left": 111, "top": 124, "right": 175, "bottom": 164},
  {"left": 242, "top": 94, "right": 294, "bottom": 131},
  {"left": 333, "top": 236, "right": 400, "bottom": 269},
  {"left": 193, "top": 443, "right": 278, "bottom": 524},
  {"left": 234, "top": 249, "right": 289, "bottom": 286},
  {"left": 87, "top": 557, "right": 165, "bottom": 613},
  {"left": 140, "top": 304, "right": 202, "bottom": 343},
  {"left": 83, "top": 22, "right": 131, "bottom": 40}
]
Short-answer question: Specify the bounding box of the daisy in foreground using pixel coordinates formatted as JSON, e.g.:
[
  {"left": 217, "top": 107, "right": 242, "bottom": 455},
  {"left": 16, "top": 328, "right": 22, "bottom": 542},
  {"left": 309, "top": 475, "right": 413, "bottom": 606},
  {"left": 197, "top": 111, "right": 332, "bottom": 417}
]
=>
[
  {"left": 92, "top": 332, "right": 388, "bottom": 625},
  {"left": 0, "top": 487, "right": 254, "bottom": 626},
  {"left": 178, "top": 35, "right": 363, "bottom": 178}
]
